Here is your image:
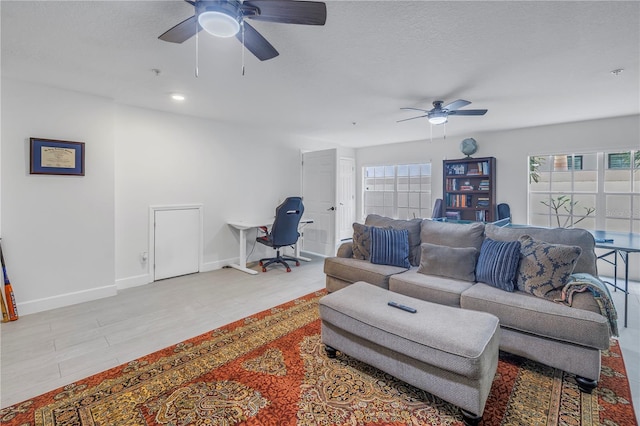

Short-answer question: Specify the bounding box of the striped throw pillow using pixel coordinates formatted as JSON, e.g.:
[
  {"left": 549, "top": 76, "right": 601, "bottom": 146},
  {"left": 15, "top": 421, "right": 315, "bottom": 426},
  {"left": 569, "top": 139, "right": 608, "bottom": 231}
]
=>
[
  {"left": 476, "top": 238, "right": 521, "bottom": 291},
  {"left": 369, "top": 227, "right": 410, "bottom": 269}
]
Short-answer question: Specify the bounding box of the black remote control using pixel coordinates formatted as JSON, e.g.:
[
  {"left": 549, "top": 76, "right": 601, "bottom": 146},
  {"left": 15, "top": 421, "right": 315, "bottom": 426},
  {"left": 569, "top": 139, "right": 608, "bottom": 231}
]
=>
[{"left": 388, "top": 301, "right": 417, "bottom": 313}]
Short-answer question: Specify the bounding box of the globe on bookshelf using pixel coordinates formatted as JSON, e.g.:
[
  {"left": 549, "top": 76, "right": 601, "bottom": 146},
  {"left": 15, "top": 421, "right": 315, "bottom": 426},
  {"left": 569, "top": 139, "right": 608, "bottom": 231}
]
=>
[{"left": 460, "top": 138, "right": 478, "bottom": 157}]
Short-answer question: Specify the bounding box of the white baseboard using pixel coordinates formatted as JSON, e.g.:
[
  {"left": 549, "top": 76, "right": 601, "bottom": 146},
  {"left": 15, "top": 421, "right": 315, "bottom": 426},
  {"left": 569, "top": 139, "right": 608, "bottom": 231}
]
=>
[
  {"left": 18, "top": 259, "right": 237, "bottom": 316},
  {"left": 201, "top": 259, "right": 230, "bottom": 272},
  {"left": 17, "top": 285, "right": 118, "bottom": 316},
  {"left": 115, "top": 273, "right": 151, "bottom": 290}
]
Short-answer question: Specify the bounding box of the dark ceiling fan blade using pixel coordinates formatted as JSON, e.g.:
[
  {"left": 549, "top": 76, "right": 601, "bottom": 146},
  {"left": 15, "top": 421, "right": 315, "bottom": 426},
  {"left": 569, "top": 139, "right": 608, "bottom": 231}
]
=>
[
  {"left": 443, "top": 99, "right": 471, "bottom": 111},
  {"left": 237, "top": 22, "right": 279, "bottom": 61},
  {"left": 397, "top": 115, "right": 429, "bottom": 123},
  {"left": 159, "top": 15, "right": 200, "bottom": 43},
  {"left": 401, "top": 107, "right": 430, "bottom": 113},
  {"left": 449, "top": 109, "right": 488, "bottom": 116},
  {"left": 245, "top": 0, "right": 327, "bottom": 25}
]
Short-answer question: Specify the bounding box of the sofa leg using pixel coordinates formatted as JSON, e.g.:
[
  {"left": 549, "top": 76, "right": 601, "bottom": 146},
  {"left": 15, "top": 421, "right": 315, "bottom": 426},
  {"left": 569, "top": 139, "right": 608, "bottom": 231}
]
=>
[
  {"left": 324, "top": 345, "right": 337, "bottom": 359},
  {"left": 460, "top": 409, "right": 481, "bottom": 426},
  {"left": 576, "top": 376, "right": 598, "bottom": 393}
]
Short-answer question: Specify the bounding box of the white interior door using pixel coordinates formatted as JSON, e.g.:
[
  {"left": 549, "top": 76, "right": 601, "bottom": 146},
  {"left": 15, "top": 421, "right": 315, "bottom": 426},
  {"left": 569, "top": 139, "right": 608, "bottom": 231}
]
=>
[
  {"left": 302, "top": 149, "right": 337, "bottom": 256},
  {"left": 154, "top": 207, "right": 201, "bottom": 281},
  {"left": 338, "top": 157, "right": 356, "bottom": 242}
]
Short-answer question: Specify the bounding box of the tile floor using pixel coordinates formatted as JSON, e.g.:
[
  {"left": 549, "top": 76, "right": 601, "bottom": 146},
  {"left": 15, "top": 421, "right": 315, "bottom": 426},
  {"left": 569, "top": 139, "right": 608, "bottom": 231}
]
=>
[{"left": 1, "top": 255, "right": 638, "bottom": 419}]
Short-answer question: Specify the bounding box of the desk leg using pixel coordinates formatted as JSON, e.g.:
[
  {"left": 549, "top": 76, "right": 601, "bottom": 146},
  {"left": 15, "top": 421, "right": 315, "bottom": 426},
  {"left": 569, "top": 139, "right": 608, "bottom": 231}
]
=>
[
  {"left": 229, "top": 228, "right": 258, "bottom": 275},
  {"left": 294, "top": 241, "right": 311, "bottom": 262},
  {"left": 621, "top": 251, "right": 629, "bottom": 328}
]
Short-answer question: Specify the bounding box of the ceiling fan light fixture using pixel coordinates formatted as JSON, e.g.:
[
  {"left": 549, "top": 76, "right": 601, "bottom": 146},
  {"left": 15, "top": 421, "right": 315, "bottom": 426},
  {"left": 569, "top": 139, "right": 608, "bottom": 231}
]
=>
[
  {"left": 428, "top": 112, "right": 448, "bottom": 125},
  {"left": 198, "top": 10, "right": 240, "bottom": 38}
]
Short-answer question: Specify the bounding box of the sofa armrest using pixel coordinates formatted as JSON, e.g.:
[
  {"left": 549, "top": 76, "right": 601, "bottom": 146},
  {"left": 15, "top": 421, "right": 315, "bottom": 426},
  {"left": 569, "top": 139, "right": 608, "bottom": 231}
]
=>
[{"left": 336, "top": 241, "right": 354, "bottom": 258}]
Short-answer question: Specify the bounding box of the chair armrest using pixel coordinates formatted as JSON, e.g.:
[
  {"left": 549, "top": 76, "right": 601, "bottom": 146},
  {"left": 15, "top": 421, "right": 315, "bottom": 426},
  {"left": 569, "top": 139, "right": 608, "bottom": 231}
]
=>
[{"left": 336, "top": 241, "right": 354, "bottom": 258}]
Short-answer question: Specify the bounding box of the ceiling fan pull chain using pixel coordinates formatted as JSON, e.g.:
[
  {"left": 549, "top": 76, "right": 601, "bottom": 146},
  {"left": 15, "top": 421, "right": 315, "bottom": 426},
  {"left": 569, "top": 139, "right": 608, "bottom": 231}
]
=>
[
  {"left": 241, "top": 21, "right": 246, "bottom": 76},
  {"left": 195, "top": 22, "right": 199, "bottom": 78}
]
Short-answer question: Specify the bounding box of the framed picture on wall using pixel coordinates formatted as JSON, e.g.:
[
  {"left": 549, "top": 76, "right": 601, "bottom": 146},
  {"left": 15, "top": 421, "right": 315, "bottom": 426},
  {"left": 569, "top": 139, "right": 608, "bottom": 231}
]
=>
[{"left": 30, "top": 138, "right": 85, "bottom": 176}]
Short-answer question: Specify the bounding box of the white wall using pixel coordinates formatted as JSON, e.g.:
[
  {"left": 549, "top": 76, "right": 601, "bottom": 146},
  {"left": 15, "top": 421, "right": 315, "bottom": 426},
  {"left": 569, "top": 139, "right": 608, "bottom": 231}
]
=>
[
  {"left": 1, "top": 80, "right": 116, "bottom": 314},
  {"left": 356, "top": 114, "right": 640, "bottom": 279},
  {"left": 114, "top": 105, "right": 305, "bottom": 287},
  {"left": 3, "top": 76, "right": 636, "bottom": 314},
  {"left": 1, "top": 78, "right": 330, "bottom": 314}
]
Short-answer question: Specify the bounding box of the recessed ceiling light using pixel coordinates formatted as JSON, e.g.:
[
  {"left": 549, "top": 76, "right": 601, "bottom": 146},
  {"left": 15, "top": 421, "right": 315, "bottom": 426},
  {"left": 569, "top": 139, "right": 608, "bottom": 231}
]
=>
[{"left": 171, "top": 94, "right": 185, "bottom": 101}]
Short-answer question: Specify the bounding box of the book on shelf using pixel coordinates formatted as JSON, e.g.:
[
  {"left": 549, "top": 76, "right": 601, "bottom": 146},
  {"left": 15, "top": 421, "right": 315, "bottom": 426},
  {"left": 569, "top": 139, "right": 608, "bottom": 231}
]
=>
[
  {"left": 460, "top": 185, "right": 474, "bottom": 191},
  {"left": 477, "top": 196, "right": 490, "bottom": 207},
  {"left": 466, "top": 161, "right": 490, "bottom": 176},
  {"left": 445, "top": 211, "right": 461, "bottom": 220},
  {"left": 446, "top": 164, "right": 466, "bottom": 175},
  {"left": 447, "top": 194, "right": 473, "bottom": 207}
]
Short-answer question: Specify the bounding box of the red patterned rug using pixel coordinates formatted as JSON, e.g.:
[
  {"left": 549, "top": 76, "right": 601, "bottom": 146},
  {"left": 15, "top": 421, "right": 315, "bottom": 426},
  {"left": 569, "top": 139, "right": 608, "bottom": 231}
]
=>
[{"left": 1, "top": 290, "right": 636, "bottom": 425}]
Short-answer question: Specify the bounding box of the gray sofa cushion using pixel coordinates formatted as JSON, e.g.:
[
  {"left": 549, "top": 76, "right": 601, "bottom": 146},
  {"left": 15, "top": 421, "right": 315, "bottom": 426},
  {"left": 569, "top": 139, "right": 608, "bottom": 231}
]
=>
[
  {"left": 461, "top": 283, "right": 610, "bottom": 350},
  {"left": 417, "top": 243, "right": 478, "bottom": 282},
  {"left": 485, "top": 224, "right": 597, "bottom": 276},
  {"left": 389, "top": 269, "right": 474, "bottom": 307},
  {"left": 365, "top": 214, "right": 422, "bottom": 266},
  {"left": 323, "top": 257, "right": 407, "bottom": 289},
  {"left": 517, "top": 235, "right": 582, "bottom": 299},
  {"left": 421, "top": 220, "right": 485, "bottom": 251}
]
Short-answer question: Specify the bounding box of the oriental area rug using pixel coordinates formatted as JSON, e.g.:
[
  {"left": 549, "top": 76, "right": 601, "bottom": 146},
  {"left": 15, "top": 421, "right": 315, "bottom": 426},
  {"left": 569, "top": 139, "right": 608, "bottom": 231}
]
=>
[{"left": 1, "top": 291, "right": 636, "bottom": 426}]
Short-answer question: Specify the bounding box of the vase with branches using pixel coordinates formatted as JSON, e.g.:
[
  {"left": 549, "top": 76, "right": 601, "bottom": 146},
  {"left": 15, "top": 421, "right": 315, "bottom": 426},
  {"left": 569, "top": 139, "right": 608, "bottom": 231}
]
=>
[{"left": 540, "top": 195, "right": 595, "bottom": 228}]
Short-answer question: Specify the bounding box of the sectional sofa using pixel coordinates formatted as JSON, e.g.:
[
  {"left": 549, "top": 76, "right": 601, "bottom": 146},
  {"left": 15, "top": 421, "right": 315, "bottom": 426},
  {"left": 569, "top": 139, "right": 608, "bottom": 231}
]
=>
[{"left": 323, "top": 214, "right": 615, "bottom": 392}]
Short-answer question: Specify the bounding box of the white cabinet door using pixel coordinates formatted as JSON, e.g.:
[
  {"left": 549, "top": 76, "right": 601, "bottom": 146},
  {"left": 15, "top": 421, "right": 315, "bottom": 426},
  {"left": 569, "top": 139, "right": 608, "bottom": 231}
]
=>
[{"left": 154, "top": 208, "right": 200, "bottom": 280}]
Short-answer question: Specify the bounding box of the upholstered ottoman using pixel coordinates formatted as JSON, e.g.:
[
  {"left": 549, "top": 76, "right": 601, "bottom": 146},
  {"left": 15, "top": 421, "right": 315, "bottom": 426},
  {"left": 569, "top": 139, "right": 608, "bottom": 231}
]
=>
[{"left": 319, "top": 281, "right": 500, "bottom": 425}]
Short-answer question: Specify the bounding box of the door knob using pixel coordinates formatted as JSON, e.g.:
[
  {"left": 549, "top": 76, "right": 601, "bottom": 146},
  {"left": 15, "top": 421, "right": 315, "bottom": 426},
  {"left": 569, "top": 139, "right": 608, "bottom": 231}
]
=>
[{"left": 327, "top": 206, "right": 336, "bottom": 211}]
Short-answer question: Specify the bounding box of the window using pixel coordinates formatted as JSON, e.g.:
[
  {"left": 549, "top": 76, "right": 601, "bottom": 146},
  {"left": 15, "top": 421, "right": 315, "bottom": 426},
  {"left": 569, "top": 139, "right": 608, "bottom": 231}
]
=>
[
  {"left": 608, "top": 151, "right": 640, "bottom": 169},
  {"left": 567, "top": 155, "right": 583, "bottom": 170},
  {"left": 528, "top": 151, "right": 639, "bottom": 233},
  {"left": 363, "top": 163, "right": 432, "bottom": 220}
]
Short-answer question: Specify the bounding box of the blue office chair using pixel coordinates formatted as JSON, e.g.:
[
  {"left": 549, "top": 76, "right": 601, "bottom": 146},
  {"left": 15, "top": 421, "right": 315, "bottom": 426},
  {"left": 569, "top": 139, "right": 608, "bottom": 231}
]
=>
[
  {"left": 256, "top": 197, "right": 304, "bottom": 272},
  {"left": 497, "top": 203, "right": 511, "bottom": 221},
  {"left": 432, "top": 198, "right": 444, "bottom": 219}
]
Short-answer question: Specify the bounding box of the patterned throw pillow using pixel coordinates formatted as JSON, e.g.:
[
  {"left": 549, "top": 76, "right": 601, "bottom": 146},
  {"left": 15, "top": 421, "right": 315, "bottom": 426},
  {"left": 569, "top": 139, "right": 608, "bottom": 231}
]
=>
[
  {"left": 517, "top": 235, "right": 582, "bottom": 299},
  {"left": 369, "top": 227, "right": 411, "bottom": 269},
  {"left": 475, "top": 238, "right": 521, "bottom": 291},
  {"left": 352, "top": 223, "right": 371, "bottom": 260}
]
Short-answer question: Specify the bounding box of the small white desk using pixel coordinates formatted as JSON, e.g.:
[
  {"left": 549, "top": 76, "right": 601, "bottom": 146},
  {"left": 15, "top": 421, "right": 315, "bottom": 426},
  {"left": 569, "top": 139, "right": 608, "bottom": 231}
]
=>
[{"left": 227, "top": 219, "right": 313, "bottom": 275}]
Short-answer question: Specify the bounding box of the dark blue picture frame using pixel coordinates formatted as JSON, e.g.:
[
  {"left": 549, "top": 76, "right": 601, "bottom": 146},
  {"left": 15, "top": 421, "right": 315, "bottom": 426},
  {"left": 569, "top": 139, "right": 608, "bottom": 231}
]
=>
[{"left": 30, "top": 138, "right": 85, "bottom": 176}]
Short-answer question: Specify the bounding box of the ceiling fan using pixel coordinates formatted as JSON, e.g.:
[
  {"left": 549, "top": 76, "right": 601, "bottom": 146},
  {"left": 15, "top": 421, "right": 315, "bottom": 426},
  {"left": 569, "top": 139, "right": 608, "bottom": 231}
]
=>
[
  {"left": 398, "top": 100, "right": 488, "bottom": 125},
  {"left": 158, "top": 0, "right": 327, "bottom": 61}
]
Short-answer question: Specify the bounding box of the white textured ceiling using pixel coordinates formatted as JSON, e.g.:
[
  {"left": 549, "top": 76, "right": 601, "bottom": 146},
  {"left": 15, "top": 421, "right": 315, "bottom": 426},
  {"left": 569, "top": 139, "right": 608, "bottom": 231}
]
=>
[{"left": 2, "top": 0, "right": 639, "bottom": 147}]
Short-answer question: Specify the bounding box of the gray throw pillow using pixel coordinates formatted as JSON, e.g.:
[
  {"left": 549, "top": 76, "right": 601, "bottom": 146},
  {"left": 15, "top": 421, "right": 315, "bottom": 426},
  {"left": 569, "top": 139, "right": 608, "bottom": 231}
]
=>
[
  {"left": 517, "top": 235, "right": 582, "bottom": 299},
  {"left": 420, "top": 220, "right": 485, "bottom": 251},
  {"left": 417, "top": 242, "right": 479, "bottom": 282}
]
